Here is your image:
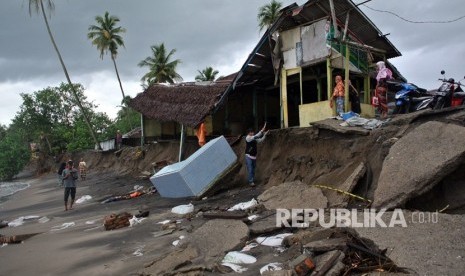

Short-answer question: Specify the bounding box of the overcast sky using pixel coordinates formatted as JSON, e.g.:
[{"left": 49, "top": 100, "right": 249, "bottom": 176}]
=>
[{"left": 1, "top": 0, "right": 464, "bottom": 126}]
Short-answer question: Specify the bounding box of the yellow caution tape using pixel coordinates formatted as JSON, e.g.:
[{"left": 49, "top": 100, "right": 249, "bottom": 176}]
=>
[{"left": 312, "top": 184, "right": 372, "bottom": 203}]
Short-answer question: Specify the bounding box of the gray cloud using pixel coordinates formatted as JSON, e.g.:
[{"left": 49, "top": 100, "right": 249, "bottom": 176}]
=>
[{"left": 1, "top": 0, "right": 465, "bottom": 125}]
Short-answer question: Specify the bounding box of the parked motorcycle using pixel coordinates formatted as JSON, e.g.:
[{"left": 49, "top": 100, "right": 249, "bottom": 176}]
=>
[
  {"left": 390, "top": 80, "right": 433, "bottom": 114},
  {"left": 431, "top": 70, "right": 465, "bottom": 110}
]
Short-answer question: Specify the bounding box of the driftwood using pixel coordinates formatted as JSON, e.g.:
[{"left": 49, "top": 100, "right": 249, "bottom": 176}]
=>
[{"left": 0, "top": 233, "right": 41, "bottom": 244}]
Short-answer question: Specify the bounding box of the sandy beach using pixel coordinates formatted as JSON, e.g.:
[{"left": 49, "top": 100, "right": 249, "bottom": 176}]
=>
[
  {"left": 0, "top": 167, "right": 265, "bottom": 276},
  {"left": 0, "top": 170, "right": 192, "bottom": 275}
]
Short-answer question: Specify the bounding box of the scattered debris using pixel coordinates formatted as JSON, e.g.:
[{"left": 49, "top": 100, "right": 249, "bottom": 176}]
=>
[
  {"left": 152, "top": 229, "right": 175, "bottom": 238},
  {"left": 221, "top": 262, "right": 248, "bottom": 273},
  {"left": 222, "top": 251, "right": 257, "bottom": 264},
  {"left": 0, "top": 233, "right": 41, "bottom": 244},
  {"left": 241, "top": 242, "right": 259, "bottom": 252},
  {"left": 227, "top": 198, "right": 258, "bottom": 211},
  {"left": 75, "top": 195, "right": 92, "bottom": 204},
  {"left": 247, "top": 214, "right": 259, "bottom": 221},
  {"left": 260, "top": 262, "right": 284, "bottom": 275},
  {"left": 171, "top": 203, "right": 194, "bottom": 215},
  {"left": 0, "top": 221, "right": 8, "bottom": 229},
  {"left": 135, "top": 210, "right": 150, "bottom": 218},
  {"left": 103, "top": 212, "right": 132, "bottom": 230},
  {"left": 7, "top": 215, "right": 40, "bottom": 227},
  {"left": 157, "top": 219, "right": 171, "bottom": 225},
  {"left": 129, "top": 216, "right": 146, "bottom": 227},
  {"left": 256, "top": 233, "right": 293, "bottom": 247},
  {"left": 38, "top": 216, "right": 50, "bottom": 223},
  {"left": 99, "top": 186, "right": 155, "bottom": 204},
  {"left": 133, "top": 247, "right": 144, "bottom": 257},
  {"left": 172, "top": 235, "right": 185, "bottom": 246},
  {"left": 138, "top": 170, "right": 152, "bottom": 179},
  {"left": 312, "top": 250, "right": 345, "bottom": 276},
  {"left": 289, "top": 254, "right": 315, "bottom": 276},
  {"left": 51, "top": 222, "right": 75, "bottom": 231}
]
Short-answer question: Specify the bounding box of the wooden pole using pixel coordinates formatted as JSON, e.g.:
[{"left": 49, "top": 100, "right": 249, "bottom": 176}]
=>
[
  {"left": 281, "top": 69, "right": 289, "bottom": 128},
  {"left": 327, "top": 57, "right": 333, "bottom": 115},
  {"left": 344, "top": 43, "right": 350, "bottom": 112},
  {"left": 140, "top": 114, "right": 145, "bottom": 148},
  {"left": 328, "top": 0, "right": 338, "bottom": 38},
  {"left": 343, "top": 11, "right": 350, "bottom": 41},
  {"left": 178, "top": 124, "right": 185, "bottom": 162}
]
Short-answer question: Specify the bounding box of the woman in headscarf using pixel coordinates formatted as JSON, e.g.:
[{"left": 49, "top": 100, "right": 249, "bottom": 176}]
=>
[{"left": 375, "top": 61, "right": 392, "bottom": 118}]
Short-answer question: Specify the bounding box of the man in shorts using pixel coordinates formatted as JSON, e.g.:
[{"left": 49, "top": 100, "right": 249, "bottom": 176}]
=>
[{"left": 62, "top": 160, "right": 78, "bottom": 211}]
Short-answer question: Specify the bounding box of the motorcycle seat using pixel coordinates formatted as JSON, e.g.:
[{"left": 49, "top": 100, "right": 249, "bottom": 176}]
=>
[{"left": 453, "top": 92, "right": 465, "bottom": 98}]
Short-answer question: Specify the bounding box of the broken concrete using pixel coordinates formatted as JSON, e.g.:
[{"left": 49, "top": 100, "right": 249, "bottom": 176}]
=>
[
  {"left": 311, "top": 250, "right": 345, "bottom": 276},
  {"left": 311, "top": 119, "right": 370, "bottom": 136},
  {"left": 258, "top": 181, "right": 328, "bottom": 210},
  {"left": 262, "top": 270, "right": 293, "bottom": 276},
  {"left": 184, "top": 219, "right": 249, "bottom": 265},
  {"left": 283, "top": 228, "right": 339, "bottom": 247},
  {"left": 143, "top": 245, "right": 199, "bottom": 274},
  {"left": 248, "top": 214, "right": 282, "bottom": 235},
  {"left": 324, "top": 162, "right": 366, "bottom": 208},
  {"left": 303, "top": 237, "right": 348, "bottom": 252},
  {"left": 373, "top": 121, "right": 465, "bottom": 209},
  {"left": 143, "top": 219, "right": 248, "bottom": 275},
  {"left": 290, "top": 254, "right": 316, "bottom": 276},
  {"left": 202, "top": 211, "right": 247, "bottom": 220}
]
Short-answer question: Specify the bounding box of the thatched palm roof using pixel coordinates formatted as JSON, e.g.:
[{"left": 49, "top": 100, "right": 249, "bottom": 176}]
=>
[{"left": 129, "top": 81, "right": 230, "bottom": 128}]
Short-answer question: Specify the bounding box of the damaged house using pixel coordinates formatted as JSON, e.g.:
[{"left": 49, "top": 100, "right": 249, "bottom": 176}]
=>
[
  {"left": 230, "top": 0, "right": 405, "bottom": 128},
  {"left": 130, "top": 0, "right": 406, "bottom": 143}
]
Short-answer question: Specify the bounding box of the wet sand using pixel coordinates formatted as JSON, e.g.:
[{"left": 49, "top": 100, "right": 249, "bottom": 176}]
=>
[
  {"left": 0, "top": 170, "right": 262, "bottom": 275},
  {"left": 0, "top": 171, "right": 190, "bottom": 275}
]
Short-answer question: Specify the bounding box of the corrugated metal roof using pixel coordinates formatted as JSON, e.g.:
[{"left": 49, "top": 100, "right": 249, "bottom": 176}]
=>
[{"left": 229, "top": 0, "right": 402, "bottom": 93}]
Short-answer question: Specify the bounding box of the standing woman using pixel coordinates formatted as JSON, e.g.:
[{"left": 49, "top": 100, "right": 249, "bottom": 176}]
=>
[
  {"left": 375, "top": 61, "right": 393, "bottom": 118},
  {"left": 79, "top": 158, "right": 87, "bottom": 181},
  {"left": 330, "top": 75, "right": 345, "bottom": 116}
]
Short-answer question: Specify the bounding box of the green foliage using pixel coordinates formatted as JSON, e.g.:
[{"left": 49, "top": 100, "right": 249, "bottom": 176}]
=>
[
  {"left": 88, "top": 11, "right": 127, "bottom": 101},
  {"left": 10, "top": 83, "right": 113, "bottom": 154},
  {"left": 195, "top": 66, "right": 219, "bottom": 82},
  {"left": 88, "top": 11, "right": 126, "bottom": 60},
  {"left": 0, "top": 130, "right": 30, "bottom": 181},
  {"left": 257, "top": 0, "right": 282, "bottom": 32},
  {"left": 138, "top": 43, "right": 183, "bottom": 87},
  {"left": 0, "top": 124, "right": 6, "bottom": 140}
]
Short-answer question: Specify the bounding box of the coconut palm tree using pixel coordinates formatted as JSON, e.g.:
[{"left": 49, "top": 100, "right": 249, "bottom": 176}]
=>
[
  {"left": 195, "top": 66, "right": 219, "bottom": 82},
  {"left": 138, "top": 43, "right": 183, "bottom": 86},
  {"left": 28, "top": 0, "right": 101, "bottom": 150},
  {"left": 88, "top": 11, "right": 126, "bottom": 99},
  {"left": 257, "top": 0, "right": 283, "bottom": 32}
]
